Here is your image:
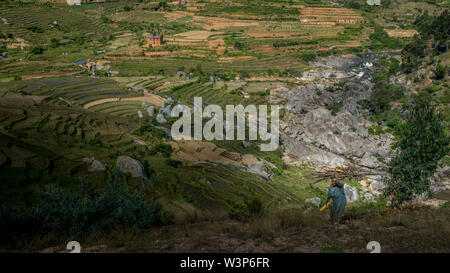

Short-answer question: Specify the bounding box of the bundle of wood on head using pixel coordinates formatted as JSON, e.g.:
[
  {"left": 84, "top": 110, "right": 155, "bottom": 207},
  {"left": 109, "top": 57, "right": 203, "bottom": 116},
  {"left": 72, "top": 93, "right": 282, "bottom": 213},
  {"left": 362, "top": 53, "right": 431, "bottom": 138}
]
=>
[{"left": 308, "top": 165, "right": 384, "bottom": 187}]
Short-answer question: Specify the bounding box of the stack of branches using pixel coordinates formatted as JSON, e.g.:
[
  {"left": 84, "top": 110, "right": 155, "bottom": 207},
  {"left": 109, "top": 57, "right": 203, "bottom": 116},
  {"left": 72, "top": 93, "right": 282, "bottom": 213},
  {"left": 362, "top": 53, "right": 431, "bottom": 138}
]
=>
[{"left": 308, "top": 165, "right": 385, "bottom": 187}]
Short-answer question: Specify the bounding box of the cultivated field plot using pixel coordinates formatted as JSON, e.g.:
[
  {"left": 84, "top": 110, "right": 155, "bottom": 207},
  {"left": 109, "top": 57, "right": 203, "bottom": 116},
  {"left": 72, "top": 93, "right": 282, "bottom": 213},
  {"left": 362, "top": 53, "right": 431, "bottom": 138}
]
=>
[
  {"left": 88, "top": 100, "right": 146, "bottom": 117},
  {"left": 99, "top": 0, "right": 366, "bottom": 73},
  {"left": 2, "top": 76, "right": 133, "bottom": 107},
  {"left": 0, "top": 4, "right": 116, "bottom": 45}
]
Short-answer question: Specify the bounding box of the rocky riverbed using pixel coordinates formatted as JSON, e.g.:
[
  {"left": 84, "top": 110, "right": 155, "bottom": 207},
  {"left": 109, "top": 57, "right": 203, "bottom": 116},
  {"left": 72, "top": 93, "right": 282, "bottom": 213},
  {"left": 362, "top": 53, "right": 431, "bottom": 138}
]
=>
[{"left": 273, "top": 52, "right": 449, "bottom": 196}]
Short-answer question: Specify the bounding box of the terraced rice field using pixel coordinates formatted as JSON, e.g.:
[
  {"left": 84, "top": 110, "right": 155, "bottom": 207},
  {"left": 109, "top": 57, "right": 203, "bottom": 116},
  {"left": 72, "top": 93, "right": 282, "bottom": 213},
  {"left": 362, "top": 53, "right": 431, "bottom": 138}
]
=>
[
  {"left": 0, "top": 4, "right": 115, "bottom": 45},
  {"left": 17, "top": 77, "right": 130, "bottom": 106},
  {"left": 88, "top": 101, "right": 146, "bottom": 117},
  {"left": 166, "top": 81, "right": 268, "bottom": 107}
]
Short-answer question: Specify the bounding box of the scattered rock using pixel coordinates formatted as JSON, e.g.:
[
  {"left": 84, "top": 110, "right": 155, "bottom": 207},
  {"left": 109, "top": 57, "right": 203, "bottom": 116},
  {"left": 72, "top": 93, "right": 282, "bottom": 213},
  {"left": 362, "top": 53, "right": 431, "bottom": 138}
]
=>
[
  {"left": 363, "top": 192, "right": 375, "bottom": 201},
  {"left": 147, "top": 106, "right": 155, "bottom": 116},
  {"left": 82, "top": 157, "right": 106, "bottom": 172},
  {"left": 419, "top": 198, "right": 447, "bottom": 208},
  {"left": 430, "top": 165, "right": 450, "bottom": 192},
  {"left": 156, "top": 113, "right": 167, "bottom": 123},
  {"left": 370, "top": 180, "right": 386, "bottom": 193},
  {"left": 160, "top": 104, "right": 172, "bottom": 116},
  {"left": 116, "top": 155, "right": 147, "bottom": 178},
  {"left": 344, "top": 184, "right": 359, "bottom": 203},
  {"left": 306, "top": 197, "right": 321, "bottom": 208},
  {"left": 242, "top": 140, "right": 252, "bottom": 148},
  {"left": 133, "top": 138, "right": 149, "bottom": 147}
]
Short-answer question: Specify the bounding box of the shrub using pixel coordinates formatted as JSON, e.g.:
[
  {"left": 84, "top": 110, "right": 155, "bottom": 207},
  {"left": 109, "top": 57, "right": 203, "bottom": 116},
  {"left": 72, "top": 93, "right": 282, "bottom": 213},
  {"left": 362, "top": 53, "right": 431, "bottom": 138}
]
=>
[
  {"left": 29, "top": 46, "right": 45, "bottom": 55},
  {"left": 383, "top": 96, "right": 449, "bottom": 206},
  {"left": 0, "top": 173, "right": 168, "bottom": 246},
  {"left": 326, "top": 102, "right": 342, "bottom": 116},
  {"left": 245, "top": 196, "right": 265, "bottom": 217},
  {"left": 369, "top": 24, "right": 402, "bottom": 50},
  {"left": 26, "top": 26, "right": 43, "bottom": 33},
  {"left": 165, "top": 159, "right": 182, "bottom": 167},
  {"left": 367, "top": 81, "right": 405, "bottom": 114},
  {"left": 433, "top": 64, "right": 447, "bottom": 80},
  {"left": 151, "top": 143, "right": 173, "bottom": 157},
  {"left": 299, "top": 52, "right": 316, "bottom": 62},
  {"left": 50, "top": 38, "right": 60, "bottom": 48}
]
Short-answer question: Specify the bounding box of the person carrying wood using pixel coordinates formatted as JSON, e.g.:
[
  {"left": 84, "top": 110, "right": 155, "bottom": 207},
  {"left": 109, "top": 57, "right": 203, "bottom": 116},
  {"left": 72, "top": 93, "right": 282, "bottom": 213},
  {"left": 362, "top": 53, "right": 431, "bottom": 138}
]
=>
[{"left": 325, "top": 173, "right": 347, "bottom": 223}]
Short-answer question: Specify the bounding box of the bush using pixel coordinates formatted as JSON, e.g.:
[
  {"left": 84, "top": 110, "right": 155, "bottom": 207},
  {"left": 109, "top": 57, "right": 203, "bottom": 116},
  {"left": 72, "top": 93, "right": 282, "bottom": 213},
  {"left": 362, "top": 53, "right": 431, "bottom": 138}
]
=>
[
  {"left": 369, "top": 24, "right": 402, "bottom": 50},
  {"left": 151, "top": 143, "right": 173, "bottom": 157},
  {"left": 367, "top": 81, "right": 405, "bottom": 114},
  {"left": 383, "top": 96, "right": 449, "bottom": 206},
  {"left": 299, "top": 52, "right": 316, "bottom": 62},
  {"left": 165, "top": 159, "right": 182, "bottom": 167},
  {"left": 401, "top": 36, "right": 426, "bottom": 73},
  {"left": 29, "top": 46, "right": 45, "bottom": 55},
  {"left": 245, "top": 196, "right": 265, "bottom": 217},
  {"left": 326, "top": 102, "right": 342, "bottom": 116},
  {"left": 0, "top": 173, "right": 167, "bottom": 246},
  {"left": 123, "top": 5, "right": 132, "bottom": 12},
  {"left": 433, "top": 64, "right": 447, "bottom": 80},
  {"left": 50, "top": 38, "right": 60, "bottom": 48},
  {"left": 26, "top": 26, "right": 43, "bottom": 33}
]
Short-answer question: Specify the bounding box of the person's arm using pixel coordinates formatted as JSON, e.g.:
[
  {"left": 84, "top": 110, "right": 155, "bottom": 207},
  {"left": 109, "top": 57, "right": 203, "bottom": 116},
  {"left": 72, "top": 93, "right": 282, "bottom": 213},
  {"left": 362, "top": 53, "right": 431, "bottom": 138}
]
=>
[{"left": 336, "top": 181, "right": 344, "bottom": 188}]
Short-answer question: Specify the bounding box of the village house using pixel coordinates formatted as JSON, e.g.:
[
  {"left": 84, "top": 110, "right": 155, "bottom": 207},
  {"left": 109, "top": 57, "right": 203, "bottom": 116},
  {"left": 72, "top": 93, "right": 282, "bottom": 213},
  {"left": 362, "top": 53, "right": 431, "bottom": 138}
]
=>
[{"left": 146, "top": 34, "right": 163, "bottom": 48}]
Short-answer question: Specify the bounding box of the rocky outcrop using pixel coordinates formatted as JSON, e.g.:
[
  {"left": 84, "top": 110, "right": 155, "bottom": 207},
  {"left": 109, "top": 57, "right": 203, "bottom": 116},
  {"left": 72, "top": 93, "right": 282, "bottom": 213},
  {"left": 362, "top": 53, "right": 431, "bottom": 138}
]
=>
[
  {"left": 241, "top": 154, "right": 270, "bottom": 180},
  {"left": 116, "top": 155, "right": 147, "bottom": 178},
  {"left": 82, "top": 157, "right": 106, "bottom": 172},
  {"left": 282, "top": 136, "right": 348, "bottom": 168},
  {"left": 431, "top": 165, "right": 450, "bottom": 192},
  {"left": 278, "top": 54, "right": 395, "bottom": 170}
]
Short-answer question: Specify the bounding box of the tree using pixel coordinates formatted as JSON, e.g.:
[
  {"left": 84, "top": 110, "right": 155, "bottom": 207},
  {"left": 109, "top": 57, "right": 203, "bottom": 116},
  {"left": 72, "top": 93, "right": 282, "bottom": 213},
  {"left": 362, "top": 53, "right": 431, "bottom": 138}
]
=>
[
  {"left": 383, "top": 95, "right": 449, "bottom": 206},
  {"left": 433, "top": 63, "right": 447, "bottom": 80},
  {"left": 50, "top": 38, "right": 60, "bottom": 48},
  {"left": 29, "top": 46, "right": 44, "bottom": 55},
  {"left": 401, "top": 35, "right": 426, "bottom": 73}
]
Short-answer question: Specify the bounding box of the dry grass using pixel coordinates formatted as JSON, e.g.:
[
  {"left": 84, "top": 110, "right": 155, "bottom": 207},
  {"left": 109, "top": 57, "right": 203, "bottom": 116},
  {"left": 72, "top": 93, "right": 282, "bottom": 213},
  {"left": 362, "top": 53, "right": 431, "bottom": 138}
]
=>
[{"left": 35, "top": 205, "right": 450, "bottom": 253}]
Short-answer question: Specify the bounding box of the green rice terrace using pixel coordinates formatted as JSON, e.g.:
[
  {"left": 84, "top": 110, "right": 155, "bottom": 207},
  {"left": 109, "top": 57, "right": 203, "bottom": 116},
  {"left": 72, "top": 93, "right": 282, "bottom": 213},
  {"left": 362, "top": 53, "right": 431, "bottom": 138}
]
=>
[{"left": 0, "top": 0, "right": 449, "bottom": 253}]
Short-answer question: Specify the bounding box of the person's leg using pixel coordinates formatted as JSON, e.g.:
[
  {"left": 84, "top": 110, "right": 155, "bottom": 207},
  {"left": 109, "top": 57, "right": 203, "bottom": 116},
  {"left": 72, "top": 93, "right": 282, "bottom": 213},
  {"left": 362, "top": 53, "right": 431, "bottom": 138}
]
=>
[
  {"left": 336, "top": 202, "right": 346, "bottom": 224},
  {"left": 330, "top": 206, "right": 337, "bottom": 223}
]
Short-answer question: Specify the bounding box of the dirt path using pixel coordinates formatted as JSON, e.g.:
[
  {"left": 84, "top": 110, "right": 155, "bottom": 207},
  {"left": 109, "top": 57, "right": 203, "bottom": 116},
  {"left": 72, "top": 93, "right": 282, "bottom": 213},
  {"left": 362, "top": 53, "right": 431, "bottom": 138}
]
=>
[{"left": 84, "top": 93, "right": 165, "bottom": 109}]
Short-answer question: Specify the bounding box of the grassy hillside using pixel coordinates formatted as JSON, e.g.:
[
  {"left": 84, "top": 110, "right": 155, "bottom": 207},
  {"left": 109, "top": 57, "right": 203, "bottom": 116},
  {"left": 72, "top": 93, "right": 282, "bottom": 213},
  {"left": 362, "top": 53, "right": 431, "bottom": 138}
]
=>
[{"left": 0, "top": 0, "right": 448, "bottom": 252}]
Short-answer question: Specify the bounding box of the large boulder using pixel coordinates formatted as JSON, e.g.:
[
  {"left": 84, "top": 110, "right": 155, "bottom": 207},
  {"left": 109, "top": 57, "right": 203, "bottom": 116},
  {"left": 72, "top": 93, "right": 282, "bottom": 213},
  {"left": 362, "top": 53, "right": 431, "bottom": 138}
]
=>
[
  {"left": 283, "top": 135, "right": 349, "bottom": 168},
  {"left": 344, "top": 184, "right": 359, "bottom": 203},
  {"left": 116, "top": 155, "right": 147, "bottom": 178},
  {"left": 241, "top": 154, "right": 270, "bottom": 180}
]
